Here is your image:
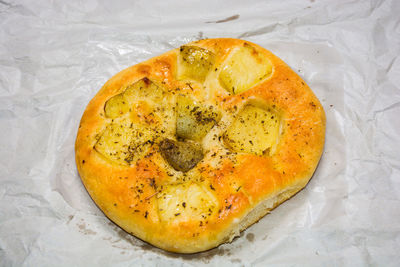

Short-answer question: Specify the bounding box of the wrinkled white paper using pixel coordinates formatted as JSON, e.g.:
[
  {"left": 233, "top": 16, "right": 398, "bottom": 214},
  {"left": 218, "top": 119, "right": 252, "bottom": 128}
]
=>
[{"left": 1, "top": 0, "right": 399, "bottom": 266}]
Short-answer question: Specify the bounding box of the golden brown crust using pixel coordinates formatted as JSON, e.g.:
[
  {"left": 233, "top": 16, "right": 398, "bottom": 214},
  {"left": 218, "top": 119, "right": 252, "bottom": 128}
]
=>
[{"left": 75, "top": 38, "right": 325, "bottom": 253}]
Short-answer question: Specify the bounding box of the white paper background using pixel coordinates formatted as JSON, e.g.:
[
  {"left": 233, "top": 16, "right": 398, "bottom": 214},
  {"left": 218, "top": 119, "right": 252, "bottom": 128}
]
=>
[{"left": 1, "top": 0, "right": 399, "bottom": 266}]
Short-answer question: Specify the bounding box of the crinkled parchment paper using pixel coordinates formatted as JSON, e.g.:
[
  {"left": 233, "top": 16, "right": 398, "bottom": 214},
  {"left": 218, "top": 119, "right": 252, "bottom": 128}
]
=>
[{"left": 1, "top": 0, "right": 399, "bottom": 266}]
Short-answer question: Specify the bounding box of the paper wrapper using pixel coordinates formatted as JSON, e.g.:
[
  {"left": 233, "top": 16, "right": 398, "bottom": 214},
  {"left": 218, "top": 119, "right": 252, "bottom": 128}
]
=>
[{"left": 1, "top": 0, "right": 399, "bottom": 266}]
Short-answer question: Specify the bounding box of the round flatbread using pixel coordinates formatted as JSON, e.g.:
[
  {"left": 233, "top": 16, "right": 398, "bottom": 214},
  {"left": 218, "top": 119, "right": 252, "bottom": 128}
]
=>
[{"left": 75, "top": 38, "right": 325, "bottom": 253}]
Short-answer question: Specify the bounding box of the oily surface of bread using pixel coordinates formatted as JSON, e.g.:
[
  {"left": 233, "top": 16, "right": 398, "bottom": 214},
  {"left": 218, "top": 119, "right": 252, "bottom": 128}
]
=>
[{"left": 75, "top": 38, "right": 326, "bottom": 253}]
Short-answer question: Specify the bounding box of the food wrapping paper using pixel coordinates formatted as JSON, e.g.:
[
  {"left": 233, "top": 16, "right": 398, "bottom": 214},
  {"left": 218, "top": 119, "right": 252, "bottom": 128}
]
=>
[{"left": 0, "top": 0, "right": 399, "bottom": 266}]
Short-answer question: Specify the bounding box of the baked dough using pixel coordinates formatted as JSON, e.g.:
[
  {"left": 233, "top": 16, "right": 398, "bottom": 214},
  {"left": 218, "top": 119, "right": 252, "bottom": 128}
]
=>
[{"left": 75, "top": 38, "right": 325, "bottom": 253}]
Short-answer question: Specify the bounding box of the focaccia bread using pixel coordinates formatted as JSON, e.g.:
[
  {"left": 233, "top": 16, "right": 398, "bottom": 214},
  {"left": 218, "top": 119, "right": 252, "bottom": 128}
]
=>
[{"left": 75, "top": 38, "right": 326, "bottom": 253}]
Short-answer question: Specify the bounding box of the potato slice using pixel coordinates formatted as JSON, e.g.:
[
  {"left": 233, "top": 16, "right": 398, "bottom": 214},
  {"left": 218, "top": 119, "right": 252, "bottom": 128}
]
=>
[
  {"left": 176, "top": 95, "right": 221, "bottom": 141},
  {"left": 159, "top": 138, "right": 204, "bottom": 172},
  {"left": 223, "top": 104, "right": 280, "bottom": 155},
  {"left": 219, "top": 44, "right": 273, "bottom": 95},
  {"left": 123, "top": 77, "right": 164, "bottom": 104},
  {"left": 104, "top": 78, "right": 165, "bottom": 119},
  {"left": 95, "top": 118, "right": 155, "bottom": 165},
  {"left": 104, "top": 93, "right": 130, "bottom": 119},
  {"left": 177, "top": 46, "right": 215, "bottom": 82},
  {"left": 157, "top": 182, "right": 218, "bottom": 224}
]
